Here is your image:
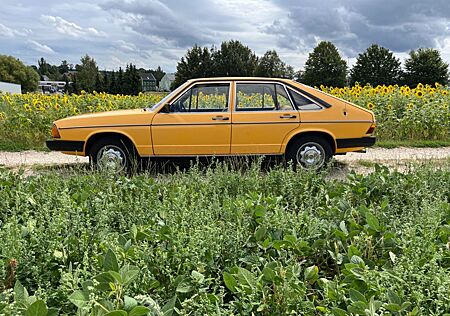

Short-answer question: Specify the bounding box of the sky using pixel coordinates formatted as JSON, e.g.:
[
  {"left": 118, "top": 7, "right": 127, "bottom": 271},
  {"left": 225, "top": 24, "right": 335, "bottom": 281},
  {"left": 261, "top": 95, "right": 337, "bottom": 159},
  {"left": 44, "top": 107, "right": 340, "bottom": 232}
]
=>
[{"left": 0, "top": 0, "right": 449, "bottom": 72}]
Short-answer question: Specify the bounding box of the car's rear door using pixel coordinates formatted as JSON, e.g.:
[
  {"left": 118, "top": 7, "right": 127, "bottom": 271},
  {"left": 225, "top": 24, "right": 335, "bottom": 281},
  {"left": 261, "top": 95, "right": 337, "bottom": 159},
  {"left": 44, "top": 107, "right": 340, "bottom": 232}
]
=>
[
  {"left": 151, "top": 81, "right": 231, "bottom": 155},
  {"left": 231, "top": 82, "right": 300, "bottom": 154}
]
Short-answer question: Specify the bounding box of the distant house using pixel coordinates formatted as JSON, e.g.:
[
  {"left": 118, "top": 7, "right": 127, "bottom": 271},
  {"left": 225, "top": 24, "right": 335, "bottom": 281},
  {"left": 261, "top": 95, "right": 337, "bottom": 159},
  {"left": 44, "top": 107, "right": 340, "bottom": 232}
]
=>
[
  {"left": 0, "top": 81, "right": 21, "bottom": 94},
  {"left": 159, "top": 73, "right": 175, "bottom": 91},
  {"left": 140, "top": 73, "right": 157, "bottom": 92}
]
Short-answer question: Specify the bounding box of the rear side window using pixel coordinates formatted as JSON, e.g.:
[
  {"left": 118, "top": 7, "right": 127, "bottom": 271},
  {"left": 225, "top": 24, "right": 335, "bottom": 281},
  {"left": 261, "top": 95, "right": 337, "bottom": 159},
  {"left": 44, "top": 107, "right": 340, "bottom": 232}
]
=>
[
  {"left": 288, "top": 88, "right": 322, "bottom": 110},
  {"left": 236, "top": 83, "right": 294, "bottom": 111}
]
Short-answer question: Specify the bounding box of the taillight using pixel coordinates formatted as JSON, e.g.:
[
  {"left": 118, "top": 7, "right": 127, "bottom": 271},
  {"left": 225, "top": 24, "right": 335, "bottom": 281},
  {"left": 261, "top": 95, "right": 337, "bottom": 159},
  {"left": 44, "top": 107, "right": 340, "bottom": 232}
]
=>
[
  {"left": 366, "top": 122, "right": 376, "bottom": 134},
  {"left": 51, "top": 124, "right": 61, "bottom": 138}
]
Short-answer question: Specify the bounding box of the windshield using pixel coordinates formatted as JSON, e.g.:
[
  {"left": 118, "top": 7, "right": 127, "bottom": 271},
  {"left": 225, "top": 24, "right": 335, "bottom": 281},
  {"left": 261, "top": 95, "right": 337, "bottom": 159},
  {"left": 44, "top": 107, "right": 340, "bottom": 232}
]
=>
[{"left": 146, "top": 81, "right": 190, "bottom": 111}]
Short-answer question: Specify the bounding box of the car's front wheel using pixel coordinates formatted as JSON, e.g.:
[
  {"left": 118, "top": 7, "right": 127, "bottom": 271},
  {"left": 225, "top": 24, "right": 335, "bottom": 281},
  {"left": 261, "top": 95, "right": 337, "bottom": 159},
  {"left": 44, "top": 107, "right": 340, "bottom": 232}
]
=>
[
  {"left": 89, "top": 137, "right": 135, "bottom": 173},
  {"left": 286, "top": 136, "right": 332, "bottom": 170}
]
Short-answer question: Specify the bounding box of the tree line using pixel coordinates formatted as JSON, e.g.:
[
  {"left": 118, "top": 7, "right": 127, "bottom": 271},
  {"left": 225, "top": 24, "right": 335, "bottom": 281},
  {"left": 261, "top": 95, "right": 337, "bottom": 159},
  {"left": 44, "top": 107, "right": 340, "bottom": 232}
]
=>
[
  {"left": 0, "top": 39, "right": 449, "bottom": 93},
  {"left": 173, "top": 40, "right": 449, "bottom": 88}
]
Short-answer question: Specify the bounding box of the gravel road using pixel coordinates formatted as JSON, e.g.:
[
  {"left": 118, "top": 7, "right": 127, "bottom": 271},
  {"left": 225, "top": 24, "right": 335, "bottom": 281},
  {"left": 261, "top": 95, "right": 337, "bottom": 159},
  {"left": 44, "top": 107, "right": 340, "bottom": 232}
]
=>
[{"left": 0, "top": 147, "right": 449, "bottom": 169}]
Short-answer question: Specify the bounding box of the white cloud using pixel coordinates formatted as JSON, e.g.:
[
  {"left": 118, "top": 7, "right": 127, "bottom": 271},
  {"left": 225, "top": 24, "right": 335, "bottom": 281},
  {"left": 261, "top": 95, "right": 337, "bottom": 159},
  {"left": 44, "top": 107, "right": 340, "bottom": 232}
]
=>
[
  {"left": 0, "top": 23, "right": 28, "bottom": 38},
  {"left": 40, "top": 15, "right": 106, "bottom": 38},
  {"left": 27, "top": 40, "right": 55, "bottom": 54}
]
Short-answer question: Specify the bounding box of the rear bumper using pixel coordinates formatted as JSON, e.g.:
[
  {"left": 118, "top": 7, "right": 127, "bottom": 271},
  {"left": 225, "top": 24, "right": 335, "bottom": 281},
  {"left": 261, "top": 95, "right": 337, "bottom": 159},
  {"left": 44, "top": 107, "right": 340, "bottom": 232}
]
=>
[
  {"left": 46, "top": 140, "right": 85, "bottom": 152},
  {"left": 336, "top": 136, "right": 376, "bottom": 149}
]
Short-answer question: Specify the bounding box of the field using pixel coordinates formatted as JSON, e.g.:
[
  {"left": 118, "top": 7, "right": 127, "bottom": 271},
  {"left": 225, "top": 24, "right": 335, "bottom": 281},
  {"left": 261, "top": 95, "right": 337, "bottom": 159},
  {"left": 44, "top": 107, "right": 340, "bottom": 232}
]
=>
[
  {"left": 0, "top": 161, "right": 450, "bottom": 315},
  {"left": 0, "top": 83, "right": 449, "bottom": 150}
]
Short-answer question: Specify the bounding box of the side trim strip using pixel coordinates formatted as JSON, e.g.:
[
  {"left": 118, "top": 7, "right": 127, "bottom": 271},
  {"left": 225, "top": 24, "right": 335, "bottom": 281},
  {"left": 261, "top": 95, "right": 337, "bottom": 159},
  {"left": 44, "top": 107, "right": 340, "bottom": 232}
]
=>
[
  {"left": 336, "top": 137, "right": 376, "bottom": 148},
  {"left": 60, "top": 124, "right": 151, "bottom": 130},
  {"left": 301, "top": 120, "right": 373, "bottom": 123}
]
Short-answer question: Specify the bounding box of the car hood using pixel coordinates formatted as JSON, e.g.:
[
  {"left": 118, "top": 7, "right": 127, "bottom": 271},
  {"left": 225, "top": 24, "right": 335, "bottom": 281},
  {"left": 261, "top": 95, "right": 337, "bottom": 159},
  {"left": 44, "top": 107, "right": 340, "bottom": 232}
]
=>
[{"left": 55, "top": 108, "right": 156, "bottom": 128}]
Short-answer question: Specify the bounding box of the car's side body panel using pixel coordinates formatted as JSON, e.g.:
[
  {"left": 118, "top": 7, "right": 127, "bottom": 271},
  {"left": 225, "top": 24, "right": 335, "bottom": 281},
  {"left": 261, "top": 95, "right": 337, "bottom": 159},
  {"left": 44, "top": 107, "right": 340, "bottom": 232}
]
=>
[{"left": 47, "top": 77, "right": 376, "bottom": 159}]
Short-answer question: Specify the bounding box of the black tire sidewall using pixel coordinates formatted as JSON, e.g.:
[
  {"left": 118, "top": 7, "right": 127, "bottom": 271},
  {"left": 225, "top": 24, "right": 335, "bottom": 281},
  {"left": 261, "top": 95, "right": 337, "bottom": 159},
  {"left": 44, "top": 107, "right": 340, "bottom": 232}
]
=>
[{"left": 286, "top": 136, "right": 333, "bottom": 169}]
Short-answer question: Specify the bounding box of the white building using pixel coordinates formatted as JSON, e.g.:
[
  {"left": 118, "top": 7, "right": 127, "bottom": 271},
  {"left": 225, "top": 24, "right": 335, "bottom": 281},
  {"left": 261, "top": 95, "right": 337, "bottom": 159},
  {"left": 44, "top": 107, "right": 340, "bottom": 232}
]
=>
[
  {"left": 159, "top": 73, "right": 175, "bottom": 91},
  {"left": 0, "top": 81, "right": 21, "bottom": 94},
  {"left": 39, "top": 81, "right": 67, "bottom": 94}
]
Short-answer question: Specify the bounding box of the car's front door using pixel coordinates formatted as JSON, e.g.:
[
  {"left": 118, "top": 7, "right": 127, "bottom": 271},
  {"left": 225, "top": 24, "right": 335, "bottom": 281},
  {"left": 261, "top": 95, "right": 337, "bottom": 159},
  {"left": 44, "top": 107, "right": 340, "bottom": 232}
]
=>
[
  {"left": 151, "top": 82, "right": 231, "bottom": 155},
  {"left": 231, "top": 82, "right": 300, "bottom": 154}
]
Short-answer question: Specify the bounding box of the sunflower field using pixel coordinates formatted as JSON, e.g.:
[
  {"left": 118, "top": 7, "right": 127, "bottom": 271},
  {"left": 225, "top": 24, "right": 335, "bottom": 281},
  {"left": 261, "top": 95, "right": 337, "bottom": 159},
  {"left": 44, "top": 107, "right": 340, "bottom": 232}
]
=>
[{"left": 0, "top": 83, "right": 449, "bottom": 150}]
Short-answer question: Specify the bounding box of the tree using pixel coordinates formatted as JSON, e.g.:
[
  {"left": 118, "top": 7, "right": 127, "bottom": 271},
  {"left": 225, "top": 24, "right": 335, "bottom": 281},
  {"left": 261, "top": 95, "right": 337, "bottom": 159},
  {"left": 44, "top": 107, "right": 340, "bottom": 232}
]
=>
[
  {"left": 0, "top": 55, "right": 39, "bottom": 92},
  {"left": 403, "top": 48, "right": 449, "bottom": 87},
  {"left": 350, "top": 44, "right": 402, "bottom": 86},
  {"left": 172, "top": 45, "right": 214, "bottom": 88},
  {"left": 75, "top": 54, "right": 98, "bottom": 92},
  {"left": 302, "top": 41, "right": 347, "bottom": 87},
  {"left": 212, "top": 40, "right": 257, "bottom": 76},
  {"left": 255, "top": 50, "right": 294, "bottom": 78},
  {"left": 150, "top": 66, "right": 165, "bottom": 87},
  {"left": 37, "top": 57, "right": 60, "bottom": 80}
]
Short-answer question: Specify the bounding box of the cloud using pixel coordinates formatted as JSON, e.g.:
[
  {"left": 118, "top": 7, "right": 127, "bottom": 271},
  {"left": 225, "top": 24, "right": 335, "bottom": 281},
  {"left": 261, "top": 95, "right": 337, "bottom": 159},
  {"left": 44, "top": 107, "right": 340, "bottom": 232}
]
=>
[
  {"left": 40, "top": 15, "right": 106, "bottom": 38},
  {"left": 265, "top": 0, "right": 450, "bottom": 58},
  {"left": 0, "top": 23, "right": 28, "bottom": 38},
  {"left": 27, "top": 40, "right": 55, "bottom": 54}
]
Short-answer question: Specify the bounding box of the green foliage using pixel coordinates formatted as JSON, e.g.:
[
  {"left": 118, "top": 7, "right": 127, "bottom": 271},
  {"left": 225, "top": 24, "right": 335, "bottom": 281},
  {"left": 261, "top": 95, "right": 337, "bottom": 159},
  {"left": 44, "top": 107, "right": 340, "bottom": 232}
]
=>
[
  {"left": 301, "top": 41, "right": 348, "bottom": 87},
  {"left": 75, "top": 54, "right": 98, "bottom": 93},
  {"left": 255, "top": 50, "right": 294, "bottom": 78},
  {"left": 172, "top": 45, "right": 214, "bottom": 89},
  {"left": 350, "top": 44, "right": 402, "bottom": 86},
  {"left": 0, "top": 162, "right": 449, "bottom": 314},
  {"left": 0, "top": 55, "right": 40, "bottom": 93},
  {"left": 404, "top": 48, "right": 449, "bottom": 87},
  {"left": 212, "top": 40, "right": 258, "bottom": 77}
]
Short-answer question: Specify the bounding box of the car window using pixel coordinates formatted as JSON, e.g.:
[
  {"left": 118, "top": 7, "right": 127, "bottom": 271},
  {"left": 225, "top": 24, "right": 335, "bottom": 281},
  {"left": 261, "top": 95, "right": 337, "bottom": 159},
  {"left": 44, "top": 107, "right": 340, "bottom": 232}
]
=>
[
  {"left": 236, "top": 83, "right": 293, "bottom": 111},
  {"left": 275, "top": 84, "right": 294, "bottom": 110},
  {"left": 288, "top": 88, "right": 322, "bottom": 110},
  {"left": 170, "top": 84, "right": 229, "bottom": 112}
]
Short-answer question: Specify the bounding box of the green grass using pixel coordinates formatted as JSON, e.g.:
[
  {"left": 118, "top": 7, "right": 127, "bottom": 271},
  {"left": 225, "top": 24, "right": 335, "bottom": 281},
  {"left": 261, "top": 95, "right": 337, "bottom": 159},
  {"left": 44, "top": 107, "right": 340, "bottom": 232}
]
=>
[{"left": 1, "top": 162, "right": 450, "bottom": 315}]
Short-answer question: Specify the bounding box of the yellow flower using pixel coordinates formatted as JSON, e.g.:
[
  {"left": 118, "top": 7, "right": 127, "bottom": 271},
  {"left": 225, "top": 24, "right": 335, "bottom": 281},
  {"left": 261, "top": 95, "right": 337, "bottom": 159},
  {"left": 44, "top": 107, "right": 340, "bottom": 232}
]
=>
[
  {"left": 443, "top": 90, "right": 449, "bottom": 96},
  {"left": 386, "top": 104, "right": 393, "bottom": 110},
  {"left": 367, "top": 102, "right": 375, "bottom": 110},
  {"left": 407, "top": 103, "right": 414, "bottom": 110},
  {"left": 416, "top": 83, "right": 424, "bottom": 90},
  {"left": 415, "top": 90, "right": 424, "bottom": 98}
]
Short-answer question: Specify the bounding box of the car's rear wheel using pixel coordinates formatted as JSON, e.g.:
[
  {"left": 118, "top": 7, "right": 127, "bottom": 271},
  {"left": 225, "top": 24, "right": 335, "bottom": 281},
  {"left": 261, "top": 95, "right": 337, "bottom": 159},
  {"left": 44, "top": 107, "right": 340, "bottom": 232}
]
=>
[
  {"left": 286, "top": 136, "right": 333, "bottom": 170},
  {"left": 89, "top": 137, "right": 135, "bottom": 173}
]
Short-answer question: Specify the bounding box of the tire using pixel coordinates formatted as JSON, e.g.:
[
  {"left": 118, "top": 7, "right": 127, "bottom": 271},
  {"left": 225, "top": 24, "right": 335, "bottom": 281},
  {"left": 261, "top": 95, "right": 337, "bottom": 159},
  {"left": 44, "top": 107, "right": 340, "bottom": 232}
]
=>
[
  {"left": 285, "top": 136, "right": 333, "bottom": 170},
  {"left": 89, "top": 137, "right": 136, "bottom": 173}
]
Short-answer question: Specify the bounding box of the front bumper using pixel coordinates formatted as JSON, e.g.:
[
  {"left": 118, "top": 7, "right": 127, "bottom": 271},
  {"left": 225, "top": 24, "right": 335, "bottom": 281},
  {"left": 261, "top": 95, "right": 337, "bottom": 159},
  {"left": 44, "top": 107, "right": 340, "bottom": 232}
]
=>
[
  {"left": 336, "top": 136, "right": 376, "bottom": 149},
  {"left": 46, "top": 140, "right": 85, "bottom": 152}
]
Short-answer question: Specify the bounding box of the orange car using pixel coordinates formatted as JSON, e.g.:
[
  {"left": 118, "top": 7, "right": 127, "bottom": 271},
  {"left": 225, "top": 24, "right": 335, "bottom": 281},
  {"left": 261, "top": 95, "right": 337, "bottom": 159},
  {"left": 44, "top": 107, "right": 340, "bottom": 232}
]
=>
[{"left": 47, "top": 77, "right": 376, "bottom": 171}]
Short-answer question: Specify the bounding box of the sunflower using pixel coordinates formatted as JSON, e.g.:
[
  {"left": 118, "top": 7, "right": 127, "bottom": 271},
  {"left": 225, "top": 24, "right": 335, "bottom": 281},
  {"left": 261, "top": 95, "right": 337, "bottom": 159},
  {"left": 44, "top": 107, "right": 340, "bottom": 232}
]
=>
[
  {"left": 417, "top": 83, "right": 424, "bottom": 90},
  {"left": 386, "top": 104, "right": 393, "bottom": 110},
  {"left": 383, "top": 87, "right": 389, "bottom": 94},
  {"left": 443, "top": 90, "right": 449, "bottom": 96},
  {"left": 407, "top": 103, "right": 414, "bottom": 110},
  {"left": 415, "top": 90, "right": 424, "bottom": 98},
  {"left": 367, "top": 102, "right": 375, "bottom": 110}
]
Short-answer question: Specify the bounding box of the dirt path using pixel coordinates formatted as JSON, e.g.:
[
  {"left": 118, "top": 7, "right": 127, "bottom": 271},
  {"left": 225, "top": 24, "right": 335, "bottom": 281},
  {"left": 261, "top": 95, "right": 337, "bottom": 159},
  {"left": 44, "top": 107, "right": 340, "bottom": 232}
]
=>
[{"left": 0, "top": 147, "right": 449, "bottom": 169}]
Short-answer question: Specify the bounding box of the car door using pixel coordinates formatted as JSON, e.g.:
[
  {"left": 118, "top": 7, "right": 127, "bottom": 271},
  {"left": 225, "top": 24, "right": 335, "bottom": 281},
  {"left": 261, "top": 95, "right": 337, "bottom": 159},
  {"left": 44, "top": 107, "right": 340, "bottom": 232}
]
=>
[
  {"left": 151, "top": 82, "right": 231, "bottom": 155},
  {"left": 231, "top": 82, "right": 300, "bottom": 154}
]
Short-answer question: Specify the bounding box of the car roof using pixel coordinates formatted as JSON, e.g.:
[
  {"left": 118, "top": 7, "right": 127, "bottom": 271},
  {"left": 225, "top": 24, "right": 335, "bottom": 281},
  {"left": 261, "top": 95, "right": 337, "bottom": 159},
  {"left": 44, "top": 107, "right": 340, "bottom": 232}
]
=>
[{"left": 188, "top": 77, "right": 293, "bottom": 83}]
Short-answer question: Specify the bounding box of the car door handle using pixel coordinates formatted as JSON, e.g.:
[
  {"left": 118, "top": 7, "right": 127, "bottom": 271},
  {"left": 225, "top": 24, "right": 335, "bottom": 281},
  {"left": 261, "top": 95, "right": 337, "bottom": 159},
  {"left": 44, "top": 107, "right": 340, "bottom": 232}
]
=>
[
  {"left": 212, "top": 116, "right": 229, "bottom": 121},
  {"left": 279, "top": 114, "right": 297, "bottom": 119}
]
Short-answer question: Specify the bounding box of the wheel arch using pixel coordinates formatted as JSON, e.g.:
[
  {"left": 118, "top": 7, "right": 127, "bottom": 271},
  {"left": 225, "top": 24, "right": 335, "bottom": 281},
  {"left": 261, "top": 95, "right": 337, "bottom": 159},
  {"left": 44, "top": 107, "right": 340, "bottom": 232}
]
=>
[
  {"left": 283, "top": 130, "right": 337, "bottom": 155},
  {"left": 84, "top": 131, "right": 138, "bottom": 156}
]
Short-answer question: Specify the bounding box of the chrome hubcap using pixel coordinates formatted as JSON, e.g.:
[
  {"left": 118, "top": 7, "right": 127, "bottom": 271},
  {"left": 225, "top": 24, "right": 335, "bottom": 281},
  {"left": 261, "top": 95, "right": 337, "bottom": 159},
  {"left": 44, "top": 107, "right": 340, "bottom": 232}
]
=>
[
  {"left": 297, "top": 142, "right": 325, "bottom": 169},
  {"left": 96, "top": 145, "right": 126, "bottom": 172}
]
